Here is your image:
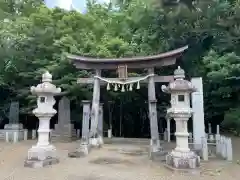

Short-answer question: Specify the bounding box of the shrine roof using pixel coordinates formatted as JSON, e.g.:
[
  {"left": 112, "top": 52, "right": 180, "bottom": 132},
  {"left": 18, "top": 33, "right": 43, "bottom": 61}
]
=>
[{"left": 68, "top": 45, "right": 188, "bottom": 69}]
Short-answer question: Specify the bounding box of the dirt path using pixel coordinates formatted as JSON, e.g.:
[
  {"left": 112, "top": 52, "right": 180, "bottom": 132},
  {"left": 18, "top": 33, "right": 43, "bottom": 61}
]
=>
[
  {"left": 0, "top": 139, "right": 239, "bottom": 180},
  {"left": 0, "top": 142, "right": 28, "bottom": 179}
]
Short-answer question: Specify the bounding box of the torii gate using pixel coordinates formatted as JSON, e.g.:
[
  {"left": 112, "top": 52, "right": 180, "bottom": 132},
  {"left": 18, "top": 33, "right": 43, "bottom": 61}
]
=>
[{"left": 68, "top": 45, "right": 188, "bottom": 151}]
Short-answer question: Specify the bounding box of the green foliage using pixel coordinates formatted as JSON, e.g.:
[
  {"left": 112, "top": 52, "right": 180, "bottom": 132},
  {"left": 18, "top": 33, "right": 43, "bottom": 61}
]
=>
[
  {"left": 223, "top": 107, "right": 240, "bottom": 135},
  {"left": 0, "top": 0, "right": 240, "bottom": 133},
  {"left": 202, "top": 50, "right": 240, "bottom": 120}
]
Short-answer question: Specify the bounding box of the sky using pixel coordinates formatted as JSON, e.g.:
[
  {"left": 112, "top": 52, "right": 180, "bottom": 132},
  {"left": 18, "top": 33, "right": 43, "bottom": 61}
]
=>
[{"left": 45, "top": 0, "right": 110, "bottom": 12}]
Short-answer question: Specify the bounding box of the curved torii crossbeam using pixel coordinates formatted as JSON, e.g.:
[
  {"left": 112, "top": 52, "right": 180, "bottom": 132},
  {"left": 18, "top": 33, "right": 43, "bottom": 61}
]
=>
[{"left": 68, "top": 45, "right": 188, "bottom": 69}]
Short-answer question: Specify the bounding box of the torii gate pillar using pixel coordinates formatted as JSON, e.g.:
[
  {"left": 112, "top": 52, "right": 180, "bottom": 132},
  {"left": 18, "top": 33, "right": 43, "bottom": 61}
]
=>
[
  {"left": 89, "top": 69, "right": 102, "bottom": 147},
  {"left": 148, "top": 68, "right": 162, "bottom": 152}
]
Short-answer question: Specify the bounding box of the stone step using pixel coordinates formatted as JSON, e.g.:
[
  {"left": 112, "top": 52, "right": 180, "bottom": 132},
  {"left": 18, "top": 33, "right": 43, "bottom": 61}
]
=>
[
  {"left": 104, "top": 138, "right": 150, "bottom": 145},
  {"left": 150, "top": 151, "right": 169, "bottom": 161}
]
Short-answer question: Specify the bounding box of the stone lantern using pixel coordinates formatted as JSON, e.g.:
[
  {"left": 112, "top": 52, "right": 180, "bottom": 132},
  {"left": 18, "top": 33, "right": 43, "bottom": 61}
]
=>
[
  {"left": 24, "top": 71, "right": 61, "bottom": 168},
  {"left": 161, "top": 66, "right": 200, "bottom": 170}
]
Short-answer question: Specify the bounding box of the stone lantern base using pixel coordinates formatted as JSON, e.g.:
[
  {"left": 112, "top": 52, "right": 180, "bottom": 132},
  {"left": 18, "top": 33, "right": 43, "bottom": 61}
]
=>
[
  {"left": 24, "top": 145, "right": 59, "bottom": 168},
  {"left": 150, "top": 139, "right": 162, "bottom": 152},
  {"left": 89, "top": 135, "right": 104, "bottom": 148},
  {"left": 165, "top": 150, "right": 200, "bottom": 171},
  {"left": 68, "top": 142, "right": 91, "bottom": 158}
]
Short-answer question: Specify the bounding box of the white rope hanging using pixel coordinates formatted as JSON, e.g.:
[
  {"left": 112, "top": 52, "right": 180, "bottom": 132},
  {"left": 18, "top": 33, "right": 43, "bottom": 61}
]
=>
[{"left": 94, "top": 74, "right": 154, "bottom": 92}]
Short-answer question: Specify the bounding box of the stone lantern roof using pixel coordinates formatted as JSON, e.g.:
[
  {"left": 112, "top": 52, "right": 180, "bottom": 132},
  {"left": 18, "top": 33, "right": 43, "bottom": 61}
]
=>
[
  {"left": 31, "top": 71, "right": 61, "bottom": 95},
  {"left": 162, "top": 66, "right": 196, "bottom": 93}
]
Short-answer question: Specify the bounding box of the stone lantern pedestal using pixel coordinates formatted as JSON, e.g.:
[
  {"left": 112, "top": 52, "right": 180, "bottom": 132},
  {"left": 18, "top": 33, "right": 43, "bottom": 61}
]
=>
[
  {"left": 68, "top": 137, "right": 91, "bottom": 158},
  {"left": 165, "top": 111, "right": 200, "bottom": 169},
  {"left": 162, "top": 66, "right": 200, "bottom": 171},
  {"left": 24, "top": 71, "right": 61, "bottom": 168},
  {"left": 25, "top": 111, "right": 59, "bottom": 168}
]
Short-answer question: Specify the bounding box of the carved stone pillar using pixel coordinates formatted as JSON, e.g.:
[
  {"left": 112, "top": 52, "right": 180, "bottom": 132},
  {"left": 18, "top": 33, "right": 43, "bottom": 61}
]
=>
[
  {"left": 191, "top": 77, "right": 205, "bottom": 150},
  {"left": 81, "top": 100, "right": 91, "bottom": 140},
  {"left": 89, "top": 69, "right": 101, "bottom": 147},
  {"left": 147, "top": 68, "right": 161, "bottom": 152},
  {"left": 166, "top": 116, "right": 171, "bottom": 142},
  {"left": 67, "top": 101, "right": 92, "bottom": 158},
  {"left": 98, "top": 103, "right": 104, "bottom": 144}
]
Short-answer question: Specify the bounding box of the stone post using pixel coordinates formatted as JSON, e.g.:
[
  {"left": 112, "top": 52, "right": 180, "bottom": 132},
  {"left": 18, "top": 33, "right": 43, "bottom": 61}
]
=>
[
  {"left": 5, "top": 132, "right": 9, "bottom": 142},
  {"left": 108, "top": 129, "right": 112, "bottom": 138},
  {"left": 24, "top": 129, "right": 28, "bottom": 141},
  {"left": 216, "top": 125, "right": 220, "bottom": 135},
  {"left": 226, "top": 138, "right": 233, "bottom": 161},
  {"left": 191, "top": 77, "right": 205, "bottom": 150},
  {"left": 89, "top": 69, "right": 101, "bottom": 147},
  {"left": 208, "top": 123, "right": 214, "bottom": 142},
  {"left": 81, "top": 100, "right": 91, "bottom": 140},
  {"left": 221, "top": 136, "right": 227, "bottom": 158},
  {"left": 202, "top": 137, "right": 208, "bottom": 161},
  {"left": 148, "top": 68, "right": 161, "bottom": 152},
  {"left": 215, "top": 125, "right": 220, "bottom": 147},
  {"left": 215, "top": 133, "right": 220, "bottom": 154},
  {"left": 13, "top": 132, "right": 18, "bottom": 143},
  {"left": 24, "top": 71, "right": 61, "bottom": 168},
  {"left": 209, "top": 134, "right": 215, "bottom": 142},
  {"left": 162, "top": 66, "right": 200, "bottom": 170}
]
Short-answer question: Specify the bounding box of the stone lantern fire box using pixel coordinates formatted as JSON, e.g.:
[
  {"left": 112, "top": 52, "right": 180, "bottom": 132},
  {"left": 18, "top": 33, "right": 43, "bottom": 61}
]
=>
[{"left": 162, "top": 66, "right": 200, "bottom": 170}]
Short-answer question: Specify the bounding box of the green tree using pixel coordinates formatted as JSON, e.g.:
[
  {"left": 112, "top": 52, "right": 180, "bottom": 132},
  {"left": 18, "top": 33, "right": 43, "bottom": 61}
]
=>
[{"left": 1, "top": 0, "right": 240, "bottom": 135}]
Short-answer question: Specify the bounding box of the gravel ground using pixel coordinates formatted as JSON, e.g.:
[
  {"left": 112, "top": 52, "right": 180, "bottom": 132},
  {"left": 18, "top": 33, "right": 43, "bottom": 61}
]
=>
[{"left": 0, "top": 137, "right": 240, "bottom": 180}]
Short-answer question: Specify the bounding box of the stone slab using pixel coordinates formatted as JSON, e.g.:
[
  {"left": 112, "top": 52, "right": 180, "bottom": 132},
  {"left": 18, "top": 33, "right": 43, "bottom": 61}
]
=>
[
  {"left": 51, "top": 124, "right": 77, "bottom": 142},
  {"left": 68, "top": 151, "right": 85, "bottom": 158},
  {"left": 4, "top": 123, "right": 23, "bottom": 130},
  {"left": 68, "top": 143, "right": 91, "bottom": 158},
  {"left": 164, "top": 163, "right": 201, "bottom": 175},
  {"left": 166, "top": 153, "right": 200, "bottom": 170},
  {"left": 51, "top": 135, "right": 77, "bottom": 142},
  {"left": 28, "top": 146, "right": 56, "bottom": 158},
  {"left": 24, "top": 157, "right": 59, "bottom": 168},
  {"left": 68, "top": 150, "right": 88, "bottom": 158},
  {"left": 150, "top": 151, "right": 168, "bottom": 161},
  {"left": 191, "top": 149, "right": 202, "bottom": 157},
  {"left": 8, "top": 102, "right": 19, "bottom": 124}
]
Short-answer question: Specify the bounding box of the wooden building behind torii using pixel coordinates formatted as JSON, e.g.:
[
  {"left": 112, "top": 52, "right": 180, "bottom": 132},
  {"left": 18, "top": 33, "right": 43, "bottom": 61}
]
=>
[{"left": 68, "top": 45, "right": 188, "bottom": 150}]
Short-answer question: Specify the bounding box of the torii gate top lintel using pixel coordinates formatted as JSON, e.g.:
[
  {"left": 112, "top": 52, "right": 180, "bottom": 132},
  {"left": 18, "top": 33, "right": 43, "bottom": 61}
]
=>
[{"left": 68, "top": 45, "right": 188, "bottom": 70}]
